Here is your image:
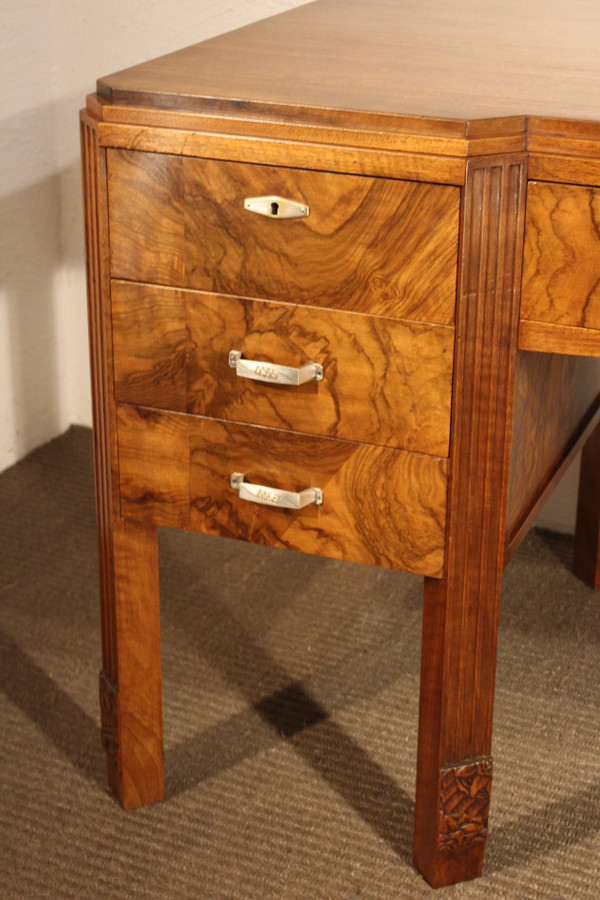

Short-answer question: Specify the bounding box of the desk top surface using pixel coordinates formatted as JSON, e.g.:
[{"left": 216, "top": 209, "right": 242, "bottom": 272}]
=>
[{"left": 97, "top": 0, "right": 600, "bottom": 131}]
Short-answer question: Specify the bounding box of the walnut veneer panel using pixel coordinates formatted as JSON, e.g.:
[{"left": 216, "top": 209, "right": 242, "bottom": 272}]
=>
[
  {"left": 117, "top": 405, "right": 448, "bottom": 577},
  {"left": 108, "top": 151, "right": 185, "bottom": 287},
  {"left": 107, "top": 150, "right": 460, "bottom": 325},
  {"left": 112, "top": 283, "right": 454, "bottom": 456},
  {"left": 117, "top": 407, "right": 190, "bottom": 528},
  {"left": 521, "top": 181, "right": 600, "bottom": 331},
  {"left": 507, "top": 350, "right": 600, "bottom": 534},
  {"left": 112, "top": 283, "right": 187, "bottom": 411}
]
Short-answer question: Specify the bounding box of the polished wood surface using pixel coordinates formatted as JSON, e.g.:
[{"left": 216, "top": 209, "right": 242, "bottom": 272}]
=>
[
  {"left": 108, "top": 150, "right": 460, "bottom": 323},
  {"left": 98, "top": 120, "right": 467, "bottom": 186},
  {"left": 522, "top": 182, "right": 600, "bottom": 331},
  {"left": 528, "top": 151, "right": 600, "bottom": 189},
  {"left": 112, "top": 282, "right": 454, "bottom": 455},
  {"left": 112, "top": 282, "right": 187, "bottom": 413},
  {"left": 117, "top": 405, "right": 448, "bottom": 577},
  {"left": 507, "top": 406, "right": 600, "bottom": 564},
  {"left": 117, "top": 405, "right": 190, "bottom": 529},
  {"left": 94, "top": 100, "right": 527, "bottom": 160},
  {"left": 108, "top": 152, "right": 185, "bottom": 288},
  {"left": 96, "top": 0, "right": 600, "bottom": 123},
  {"left": 81, "top": 116, "right": 164, "bottom": 809},
  {"left": 82, "top": 0, "right": 600, "bottom": 888},
  {"left": 519, "top": 320, "right": 600, "bottom": 357},
  {"left": 414, "top": 155, "right": 527, "bottom": 888},
  {"left": 109, "top": 518, "right": 163, "bottom": 808},
  {"left": 507, "top": 351, "right": 600, "bottom": 539}
]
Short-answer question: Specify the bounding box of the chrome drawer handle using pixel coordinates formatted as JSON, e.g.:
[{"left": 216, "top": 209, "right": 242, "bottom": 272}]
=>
[
  {"left": 230, "top": 473, "right": 323, "bottom": 509},
  {"left": 229, "top": 351, "right": 323, "bottom": 385},
  {"left": 244, "top": 195, "right": 309, "bottom": 219}
]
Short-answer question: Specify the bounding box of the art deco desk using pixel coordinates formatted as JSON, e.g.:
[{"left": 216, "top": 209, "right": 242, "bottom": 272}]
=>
[{"left": 81, "top": 0, "right": 600, "bottom": 887}]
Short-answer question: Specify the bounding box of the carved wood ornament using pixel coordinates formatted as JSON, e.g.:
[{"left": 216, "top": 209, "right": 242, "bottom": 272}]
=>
[{"left": 438, "top": 759, "right": 493, "bottom": 854}]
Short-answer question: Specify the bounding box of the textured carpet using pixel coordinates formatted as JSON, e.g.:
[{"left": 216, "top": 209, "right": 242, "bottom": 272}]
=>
[{"left": 1, "top": 426, "right": 600, "bottom": 899}]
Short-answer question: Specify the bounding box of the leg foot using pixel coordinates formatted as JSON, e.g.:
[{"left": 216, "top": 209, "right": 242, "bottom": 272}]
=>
[
  {"left": 100, "top": 519, "right": 164, "bottom": 809},
  {"left": 574, "top": 419, "right": 600, "bottom": 589},
  {"left": 413, "top": 574, "right": 498, "bottom": 888}
]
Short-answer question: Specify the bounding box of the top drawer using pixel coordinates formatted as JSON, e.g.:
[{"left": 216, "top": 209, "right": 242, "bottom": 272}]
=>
[{"left": 107, "top": 150, "right": 460, "bottom": 325}]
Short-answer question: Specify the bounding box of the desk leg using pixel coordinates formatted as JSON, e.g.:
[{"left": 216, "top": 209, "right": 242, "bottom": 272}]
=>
[
  {"left": 574, "top": 419, "right": 600, "bottom": 589},
  {"left": 81, "top": 114, "right": 165, "bottom": 808},
  {"left": 413, "top": 575, "right": 498, "bottom": 887},
  {"left": 99, "top": 519, "right": 164, "bottom": 809},
  {"left": 413, "top": 153, "right": 527, "bottom": 886}
]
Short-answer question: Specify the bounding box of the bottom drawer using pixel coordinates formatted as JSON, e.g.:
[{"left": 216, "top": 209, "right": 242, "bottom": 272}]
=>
[{"left": 117, "top": 405, "right": 448, "bottom": 577}]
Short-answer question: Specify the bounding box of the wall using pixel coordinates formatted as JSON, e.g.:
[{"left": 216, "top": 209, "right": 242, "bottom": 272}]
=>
[
  {"left": 0, "top": 0, "right": 311, "bottom": 472},
  {"left": 0, "top": 0, "right": 579, "bottom": 532}
]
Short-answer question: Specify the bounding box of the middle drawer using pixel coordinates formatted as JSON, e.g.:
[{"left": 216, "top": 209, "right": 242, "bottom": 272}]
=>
[{"left": 112, "top": 281, "right": 454, "bottom": 456}]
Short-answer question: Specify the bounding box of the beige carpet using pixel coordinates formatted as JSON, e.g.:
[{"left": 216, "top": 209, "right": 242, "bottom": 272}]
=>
[{"left": 1, "top": 426, "right": 600, "bottom": 899}]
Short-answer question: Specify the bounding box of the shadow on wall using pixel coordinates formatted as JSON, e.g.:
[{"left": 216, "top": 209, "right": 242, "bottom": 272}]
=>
[{"left": 0, "top": 152, "right": 86, "bottom": 469}]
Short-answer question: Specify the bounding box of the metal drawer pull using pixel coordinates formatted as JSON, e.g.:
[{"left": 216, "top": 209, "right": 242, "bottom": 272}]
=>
[
  {"left": 231, "top": 473, "right": 323, "bottom": 509},
  {"left": 229, "top": 351, "right": 323, "bottom": 385},
  {"left": 244, "top": 195, "right": 309, "bottom": 219}
]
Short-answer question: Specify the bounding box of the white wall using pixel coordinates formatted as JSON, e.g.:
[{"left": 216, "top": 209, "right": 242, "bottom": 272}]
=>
[
  {"left": 0, "top": 0, "right": 579, "bottom": 532},
  {"left": 0, "top": 0, "right": 311, "bottom": 472}
]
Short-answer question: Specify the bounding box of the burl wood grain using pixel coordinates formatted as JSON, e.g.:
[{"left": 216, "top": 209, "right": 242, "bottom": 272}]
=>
[
  {"left": 107, "top": 150, "right": 460, "bottom": 325},
  {"left": 112, "top": 282, "right": 454, "bottom": 456},
  {"left": 117, "top": 405, "right": 448, "bottom": 577},
  {"left": 414, "top": 156, "right": 527, "bottom": 888},
  {"left": 507, "top": 350, "right": 600, "bottom": 540},
  {"left": 521, "top": 181, "right": 600, "bottom": 331},
  {"left": 108, "top": 150, "right": 185, "bottom": 287},
  {"left": 112, "top": 283, "right": 187, "bottom": 411},
  {"left": 117, "top": 405, "right": 190, "bottom": 528}
]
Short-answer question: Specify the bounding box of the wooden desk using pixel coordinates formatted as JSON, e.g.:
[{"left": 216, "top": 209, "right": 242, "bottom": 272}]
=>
[{"left": 81, "top": 0, "right": 600, "bottom": 887}]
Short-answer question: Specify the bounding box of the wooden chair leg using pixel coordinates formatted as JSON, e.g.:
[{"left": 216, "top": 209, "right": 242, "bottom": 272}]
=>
[
  {"left": 99, "top": 518, "right": 164, "bottom": 809},
  {"left": 574, "top": 419, "right": 600, "bottom": 589}
]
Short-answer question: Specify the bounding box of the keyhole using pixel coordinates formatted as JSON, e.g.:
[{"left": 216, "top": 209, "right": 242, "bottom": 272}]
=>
[{"left": 271, "top": 201, "right": 279, "bottom": 216}]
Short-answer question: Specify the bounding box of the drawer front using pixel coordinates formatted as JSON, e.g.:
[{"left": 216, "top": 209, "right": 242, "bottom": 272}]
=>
[
  {"left": 107, "top": 149, "right": 460, "bottom": 324},
  {"left": 521, "top": 181, "right": 600, "bottom": 330},
  {"left": 116, "top": 405, "right": 448, "bottom": 577},
  {"left": 112, "top": 282, "right": 454, "bottom": 455}
]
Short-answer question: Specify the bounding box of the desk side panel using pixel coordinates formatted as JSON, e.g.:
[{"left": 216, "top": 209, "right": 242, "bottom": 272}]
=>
[{"left": 507, "top": 350, "right": 600, "bottom": 544}]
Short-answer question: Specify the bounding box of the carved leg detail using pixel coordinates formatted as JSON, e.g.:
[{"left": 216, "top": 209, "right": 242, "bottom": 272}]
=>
[
  {"left": 415, "top": 757, "right": 493, "bottom": 888},
  {"left": 574, "top": 419, "right": 600, "bottom": 589},
  {"left": 438, "top": 759, "right": 493, "bottom": 855}
]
